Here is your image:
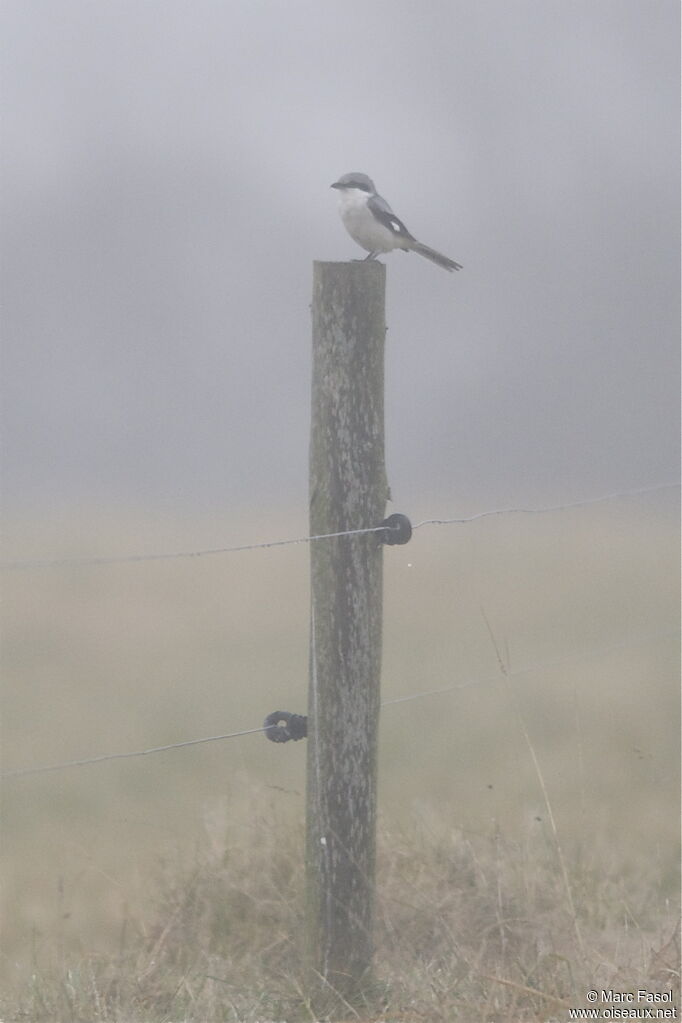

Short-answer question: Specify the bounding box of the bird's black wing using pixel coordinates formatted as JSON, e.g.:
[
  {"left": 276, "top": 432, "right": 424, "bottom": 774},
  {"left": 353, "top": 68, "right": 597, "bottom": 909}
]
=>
[{"left": 367, "top": 194, "right": 416, "bottom": 241}]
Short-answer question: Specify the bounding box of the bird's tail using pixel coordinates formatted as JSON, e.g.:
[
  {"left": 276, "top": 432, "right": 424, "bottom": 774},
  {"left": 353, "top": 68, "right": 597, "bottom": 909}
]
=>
[{"left": 410, "top": 240, "right": 462, "bottom": 272}]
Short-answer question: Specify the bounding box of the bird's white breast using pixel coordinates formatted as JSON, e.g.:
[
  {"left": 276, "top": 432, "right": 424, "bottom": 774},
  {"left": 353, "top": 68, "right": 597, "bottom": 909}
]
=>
[{"left": 336, "top": 187, "right": 403, "bottom": 253}]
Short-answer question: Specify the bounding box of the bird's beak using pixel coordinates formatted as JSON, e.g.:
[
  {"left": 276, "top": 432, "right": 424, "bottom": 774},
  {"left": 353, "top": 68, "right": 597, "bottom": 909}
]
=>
[{"left": 330, "top": 181, "right": 342, "bottom": 189}]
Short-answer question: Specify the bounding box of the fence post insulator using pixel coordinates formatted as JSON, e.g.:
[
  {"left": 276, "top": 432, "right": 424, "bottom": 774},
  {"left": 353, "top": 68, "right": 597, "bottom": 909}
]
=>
[
  {"left": 380, "top": 513, "right": 413, "bottom": 545},
  {"left": 263, "top": 711, "right": 308, "bottom": 743}
]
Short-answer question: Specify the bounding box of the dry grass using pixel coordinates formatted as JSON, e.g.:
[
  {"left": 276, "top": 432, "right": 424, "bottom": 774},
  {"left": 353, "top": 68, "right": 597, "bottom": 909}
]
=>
[
  {"left": 4, "top": 802, "right": 679, "bottom": 1022},
  {"left": 1, "top": 500, "right": 679, "bottom": 1021}
]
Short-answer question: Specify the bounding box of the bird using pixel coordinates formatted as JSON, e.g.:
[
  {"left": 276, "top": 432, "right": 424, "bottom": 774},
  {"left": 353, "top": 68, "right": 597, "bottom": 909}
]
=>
[{"left": 331, "top": 172, "right": 462, "bottom": 272}]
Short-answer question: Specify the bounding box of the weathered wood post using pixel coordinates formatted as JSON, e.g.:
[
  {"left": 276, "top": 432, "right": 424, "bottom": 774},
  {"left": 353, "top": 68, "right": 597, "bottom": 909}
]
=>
[{"left": 306, "top": 260, "right": 388, "bottom": 1014}]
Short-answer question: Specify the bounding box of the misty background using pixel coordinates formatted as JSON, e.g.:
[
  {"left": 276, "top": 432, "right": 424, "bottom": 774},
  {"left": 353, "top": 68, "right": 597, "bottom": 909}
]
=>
[
  {"left": 2, "top": 6, "right": 680, "bottom": 1001},
  {"left": 2, "top": 0, "right": 679, "bottom": 531}
]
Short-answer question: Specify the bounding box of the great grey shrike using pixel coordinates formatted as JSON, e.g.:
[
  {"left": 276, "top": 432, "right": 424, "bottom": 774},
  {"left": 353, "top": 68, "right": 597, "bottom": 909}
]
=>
[{"left": 331, "top": 172, "right": 462, "bottom": 272}]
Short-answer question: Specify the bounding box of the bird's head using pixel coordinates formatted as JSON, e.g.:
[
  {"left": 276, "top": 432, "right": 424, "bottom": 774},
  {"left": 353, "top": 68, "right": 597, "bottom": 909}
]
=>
[{"left": 331, "top": 172, "right": 376, "bottom": 194}]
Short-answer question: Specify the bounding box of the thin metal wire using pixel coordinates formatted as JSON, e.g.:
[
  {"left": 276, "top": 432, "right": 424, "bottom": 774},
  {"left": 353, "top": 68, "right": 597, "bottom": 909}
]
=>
[
  {"left": 3, "top": 626, "right": 676, "bottom": 780},
  {"left": 411, "top": 482, "right": 680, "bottom": 530},
  {"left": 382, "top": 627, "right": 678, "bottom": 707},
  {"left": 0, "top": 525, "right": 389, "bottom": 572},
  {"left": 2, "top": 726, "right": 268, "bottom": 779},
  {"left": 1, "top": 482, "right": 677, "bottom": 572}
]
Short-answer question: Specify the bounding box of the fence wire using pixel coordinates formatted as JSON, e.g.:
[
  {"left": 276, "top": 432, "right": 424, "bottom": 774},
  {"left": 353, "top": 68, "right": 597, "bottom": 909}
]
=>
[
  {"left": 1, "top": 481, "right": 677, "bottom": 572},
  {"left": 2, "top": 481, "right": 678, "bottom": 778},
  {"left": 3, "top": 626, "right": 677, "bottom": 780}
]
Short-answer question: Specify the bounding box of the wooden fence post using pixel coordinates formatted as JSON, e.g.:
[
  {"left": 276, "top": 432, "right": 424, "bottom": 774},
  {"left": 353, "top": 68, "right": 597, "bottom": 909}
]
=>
[{"left": 306, "top": 260, "right": 388, "bottom": 1014}]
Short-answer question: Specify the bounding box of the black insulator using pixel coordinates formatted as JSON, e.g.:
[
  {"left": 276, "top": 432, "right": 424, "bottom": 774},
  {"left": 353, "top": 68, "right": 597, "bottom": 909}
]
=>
[
  {"left": 379, "top": 513, "right": 412, "bottom": 545},
  {"left": 263, "top": 710, "right": 308, "bottom": 743}
]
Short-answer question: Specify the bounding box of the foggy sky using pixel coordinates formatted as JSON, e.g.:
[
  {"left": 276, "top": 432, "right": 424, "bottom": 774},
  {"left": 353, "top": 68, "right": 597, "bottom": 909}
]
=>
[{"left": 2, "top": 0, "right": 679, "bottom": 522}]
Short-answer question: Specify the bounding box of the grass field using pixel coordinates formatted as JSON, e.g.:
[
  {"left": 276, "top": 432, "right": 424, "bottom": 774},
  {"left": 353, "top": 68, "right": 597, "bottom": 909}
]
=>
[{"left": 1, "top": 496, "right": 679, "bottom": 1021}]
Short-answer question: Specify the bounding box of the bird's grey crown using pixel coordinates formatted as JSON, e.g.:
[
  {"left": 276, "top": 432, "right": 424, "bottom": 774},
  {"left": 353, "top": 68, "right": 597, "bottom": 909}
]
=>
[{"left": 331, "top": 172, "right": 376, "bottom": 193}]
